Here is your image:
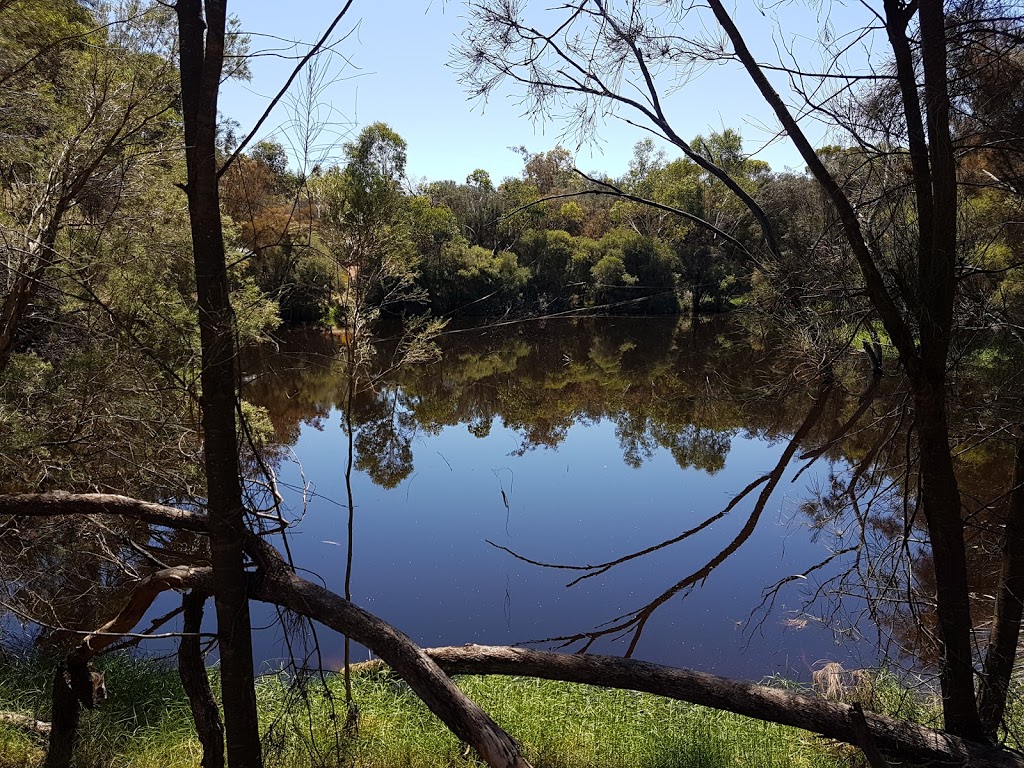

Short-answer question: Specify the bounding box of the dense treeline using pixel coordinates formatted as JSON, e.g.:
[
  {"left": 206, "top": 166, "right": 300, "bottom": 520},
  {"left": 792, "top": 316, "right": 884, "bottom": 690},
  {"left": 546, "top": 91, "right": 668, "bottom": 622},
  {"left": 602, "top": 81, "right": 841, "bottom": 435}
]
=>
[
  {"left": 225, "top": 129, "right": 774, "bottom": 320},
  {"left": 4, "top": 2, "right": 1023, "bottom": 387},
  {"left": 225, "top": 123, "right": 1024, "bottom": 332},
  {"left": 5, "top": 2, "right": 1024, "bottom": 766}
]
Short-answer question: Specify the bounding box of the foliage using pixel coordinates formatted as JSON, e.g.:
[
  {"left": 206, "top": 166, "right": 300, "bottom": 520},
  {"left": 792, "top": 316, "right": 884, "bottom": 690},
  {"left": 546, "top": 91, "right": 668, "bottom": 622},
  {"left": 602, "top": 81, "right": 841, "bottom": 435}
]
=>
[{"left": 0, "top": 654, "right": 852, "bottom": 768}]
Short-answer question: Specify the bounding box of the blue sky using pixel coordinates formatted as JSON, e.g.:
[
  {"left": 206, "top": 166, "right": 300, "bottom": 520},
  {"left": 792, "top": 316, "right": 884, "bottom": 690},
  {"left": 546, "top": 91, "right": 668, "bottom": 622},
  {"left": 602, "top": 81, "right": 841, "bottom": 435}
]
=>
[{"left": 220, "top": 2, "right": 878, "bottom": 185}]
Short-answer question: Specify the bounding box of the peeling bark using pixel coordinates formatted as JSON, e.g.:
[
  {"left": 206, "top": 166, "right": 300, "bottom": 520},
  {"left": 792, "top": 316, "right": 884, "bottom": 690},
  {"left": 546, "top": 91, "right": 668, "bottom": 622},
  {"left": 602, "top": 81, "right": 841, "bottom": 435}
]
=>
[{"left": 68, "top": 567, "right": 210, "bottom": 664}]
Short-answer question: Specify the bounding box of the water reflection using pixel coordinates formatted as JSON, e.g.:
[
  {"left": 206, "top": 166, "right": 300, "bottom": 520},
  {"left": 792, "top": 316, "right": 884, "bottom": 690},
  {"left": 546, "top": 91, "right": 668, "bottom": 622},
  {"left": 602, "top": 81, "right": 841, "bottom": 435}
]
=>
[
  {"left": 244, "top": 317, "right": 872, "bottom": 678},
  {"left": 5, "top": 316, "right": 1019, "bottom": 685}
]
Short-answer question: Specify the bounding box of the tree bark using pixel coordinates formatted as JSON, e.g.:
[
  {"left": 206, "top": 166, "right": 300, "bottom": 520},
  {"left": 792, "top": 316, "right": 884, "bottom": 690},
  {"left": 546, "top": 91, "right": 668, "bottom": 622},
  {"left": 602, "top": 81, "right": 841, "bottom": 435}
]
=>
[
  {"left": 910, "top": 0, "right": 982, "bottom": 740},
  {"left": 68, "top": 566, "right": 206, "bottom": 663},
  {"left": 915, "top": 386, "right": 983, "bottom": 740},
  {"left": 41, "top": 665, "right": 80, "bottom": 768},
  {"left": 979, "top": 426, "right": 1024, "bottom": 737},
  {"left": 179, "top": 591, "right": 225, "bottom": 768},
  {"left": 408, "top": 645, "right": 1024, "bottom": 768},
  {"left": 0, "top": 492, "right": 209, "bottom": 532},
  {"left": 0, "top": 270, "right": 41, "bottom": 372},
  {"left": 174, "top": 2, "right": 262, "bottom": 766}
]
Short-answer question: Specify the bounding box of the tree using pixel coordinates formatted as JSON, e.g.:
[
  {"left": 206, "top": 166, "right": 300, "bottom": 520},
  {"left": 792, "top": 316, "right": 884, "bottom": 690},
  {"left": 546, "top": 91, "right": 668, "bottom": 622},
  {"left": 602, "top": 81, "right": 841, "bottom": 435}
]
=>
[
  {"left": 0, "top": 1, "right": 182, "bottom": 371},
  {"left": 311, "top": 122, "right": 445, "bottom": 708},
  {"left": 174, "top": 2, "right": 263, "bottom": 765},
  {"left": 220, "top": 140, "right": 332, "bottom": 325},
  {"left": 459, "top": 0, "right": 1024, "bottom": 747},
  {"left": 1, "top": 5, "right": 527, "bottom": 768}
]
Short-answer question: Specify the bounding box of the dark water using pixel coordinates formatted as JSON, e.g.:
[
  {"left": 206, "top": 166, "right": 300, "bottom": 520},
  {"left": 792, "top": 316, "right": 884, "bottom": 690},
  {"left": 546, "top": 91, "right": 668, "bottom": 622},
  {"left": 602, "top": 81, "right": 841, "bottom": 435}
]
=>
[{"left": 242, "top": 316, "right": 874, "bottom": 680}]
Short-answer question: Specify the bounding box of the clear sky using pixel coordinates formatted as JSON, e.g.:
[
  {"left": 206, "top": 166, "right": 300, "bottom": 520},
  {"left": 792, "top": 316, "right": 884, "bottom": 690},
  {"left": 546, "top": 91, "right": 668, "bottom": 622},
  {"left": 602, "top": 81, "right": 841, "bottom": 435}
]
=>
[{"left": 219, "top": 1, "right": 878, "bottom": 185}]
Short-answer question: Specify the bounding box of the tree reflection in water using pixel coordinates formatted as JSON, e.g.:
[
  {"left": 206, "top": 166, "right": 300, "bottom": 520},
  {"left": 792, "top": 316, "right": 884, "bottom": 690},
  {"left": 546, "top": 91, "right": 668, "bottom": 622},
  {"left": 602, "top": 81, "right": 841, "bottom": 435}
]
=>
[
  {"left": 6, "top": 315, "right": 1016, "bottom": 683},
  {"left": 241, "top": 316, "right": 906, "bottom": 675}
]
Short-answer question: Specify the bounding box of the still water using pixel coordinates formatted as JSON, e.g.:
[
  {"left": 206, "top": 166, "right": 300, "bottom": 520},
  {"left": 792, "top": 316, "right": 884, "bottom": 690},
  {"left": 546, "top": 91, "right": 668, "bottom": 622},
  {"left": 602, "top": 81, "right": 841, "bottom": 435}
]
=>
[{"left": 243, "top": 316, "right": 871, "bottom": 681}]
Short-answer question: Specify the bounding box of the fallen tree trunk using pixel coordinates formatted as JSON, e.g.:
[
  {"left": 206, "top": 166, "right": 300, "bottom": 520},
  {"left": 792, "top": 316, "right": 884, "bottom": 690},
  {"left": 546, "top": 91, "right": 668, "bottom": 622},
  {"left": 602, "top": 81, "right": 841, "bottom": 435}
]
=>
[
  {"left": 408, "top": 645, "right": 1024, "bottom": 768},
  {"left": 0, "top": 493, "right": 208, "bottom": 532},
  {"left": 46, "top": 557, "right": 531, "bottom": 768},
  {"left": 245, "top": 538, "right": 530, "bottom": 768},
  {"left": 0, "top": 711, "right": 50, "bottom": 735},
  {"left": 45, "top": 567, "right": 212, "bottom": 768},
  {"left": 7, "top": 491, "right": 1023, "bottom": 766}
]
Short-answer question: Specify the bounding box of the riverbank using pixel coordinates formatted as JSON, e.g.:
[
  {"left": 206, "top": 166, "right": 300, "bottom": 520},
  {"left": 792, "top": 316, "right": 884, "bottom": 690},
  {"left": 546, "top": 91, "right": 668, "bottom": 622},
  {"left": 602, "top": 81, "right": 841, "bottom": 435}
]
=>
[{"left": 0, "top": 653, "right": 939, "bottom": 768}]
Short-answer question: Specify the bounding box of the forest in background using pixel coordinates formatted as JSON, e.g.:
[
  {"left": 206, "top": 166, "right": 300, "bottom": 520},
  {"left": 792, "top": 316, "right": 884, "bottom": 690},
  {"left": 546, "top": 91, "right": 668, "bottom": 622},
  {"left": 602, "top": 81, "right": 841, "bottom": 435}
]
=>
[{"left": 4, "top": 1, "right": 1024, "bottom": 767}]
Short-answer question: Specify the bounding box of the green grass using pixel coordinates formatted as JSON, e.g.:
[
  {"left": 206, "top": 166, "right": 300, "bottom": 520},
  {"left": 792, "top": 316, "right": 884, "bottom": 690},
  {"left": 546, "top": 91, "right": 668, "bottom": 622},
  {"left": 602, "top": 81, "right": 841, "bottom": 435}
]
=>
[{"left": 0, "top": 653, "right": 901, "bottom": 768}]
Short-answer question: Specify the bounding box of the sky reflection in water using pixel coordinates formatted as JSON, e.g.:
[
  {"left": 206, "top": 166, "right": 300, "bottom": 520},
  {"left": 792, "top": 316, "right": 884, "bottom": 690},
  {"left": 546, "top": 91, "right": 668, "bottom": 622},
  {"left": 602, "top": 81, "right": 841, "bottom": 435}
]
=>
[{"left": 248, "top": 318, "right": 868, "bottom": 681}]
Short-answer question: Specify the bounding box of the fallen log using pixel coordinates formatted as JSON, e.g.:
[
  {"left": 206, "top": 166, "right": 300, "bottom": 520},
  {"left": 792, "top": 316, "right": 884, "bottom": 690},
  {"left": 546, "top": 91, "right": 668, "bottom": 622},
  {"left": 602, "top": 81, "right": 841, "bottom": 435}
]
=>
[
  {"left": 0, "top": 711, "right": 50, "bottom": 735},
  {"left": 245, "top": 538, "right": 530, "bottom": 768},
  {"left": 408, "top": 645, "right": 1024, "bottom": 768},
  {"left": 48, "top": 557, "right": 531, "bottom": 768},
  {"left": 0, "top": 493, "right": 208, "bottom": 532},
  {"left": 7, "top": 491, "right": 1023, "bottom": 767}
]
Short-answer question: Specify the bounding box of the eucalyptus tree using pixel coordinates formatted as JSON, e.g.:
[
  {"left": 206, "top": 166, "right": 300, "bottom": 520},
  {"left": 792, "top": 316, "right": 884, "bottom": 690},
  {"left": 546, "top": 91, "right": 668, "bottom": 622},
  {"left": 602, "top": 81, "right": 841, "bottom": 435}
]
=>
[{"left": 459, "top": 0, "right": 1024, "bottom": 744}]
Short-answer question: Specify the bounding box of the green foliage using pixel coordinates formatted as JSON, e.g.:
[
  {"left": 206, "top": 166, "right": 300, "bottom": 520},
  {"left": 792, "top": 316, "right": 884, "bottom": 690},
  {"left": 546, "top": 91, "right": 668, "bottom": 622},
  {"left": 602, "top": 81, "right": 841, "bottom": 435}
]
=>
[
  {"left": 406, "top": 132, "right": 772, "bottom": 317},
  {"left": 453, "top": 245, "right": 529, "bottom": 312},
  {"left": 0, "top": 4, "right": 285, "bottom": 502},
  {"left": 591, "top": 254, "right": 635, "bottom": 289},
  {"left": 310, "top": 122, "right": 422, "bottom": 336},
  {"left": 0, "top": 656, "right": 850, "bottom": 768}
]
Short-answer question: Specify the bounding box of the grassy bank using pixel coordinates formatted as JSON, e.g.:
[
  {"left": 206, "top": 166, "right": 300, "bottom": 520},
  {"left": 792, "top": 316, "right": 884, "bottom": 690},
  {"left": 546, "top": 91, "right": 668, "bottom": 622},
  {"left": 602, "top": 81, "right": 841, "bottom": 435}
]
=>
[{"left": 0, "top": 653, "right": 901, "bottom": 768}]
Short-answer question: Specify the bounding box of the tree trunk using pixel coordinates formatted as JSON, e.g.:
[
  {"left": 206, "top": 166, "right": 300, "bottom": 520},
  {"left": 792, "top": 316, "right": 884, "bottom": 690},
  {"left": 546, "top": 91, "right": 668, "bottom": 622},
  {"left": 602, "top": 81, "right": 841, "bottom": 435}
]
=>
[
  {"left": 0, "top": 236, "right": 52, "bottom": 373},
  {"left": 409, "top": 645, "right": 1024, "bottom": 768},
  {"left": 979, "top": 426, "right": 1024, "bottom": 737},
  {"left": 174, "top": 2, "right": 262, "bottom": 766},
  {"left": 915, "top": 383, "right": 984, "bottom": 741},
  {"left": 42, "top": 666, "right": 80, "bottom": 768},
  {"left": 179, "top": 591, "right": 225, "bottom": 768}
]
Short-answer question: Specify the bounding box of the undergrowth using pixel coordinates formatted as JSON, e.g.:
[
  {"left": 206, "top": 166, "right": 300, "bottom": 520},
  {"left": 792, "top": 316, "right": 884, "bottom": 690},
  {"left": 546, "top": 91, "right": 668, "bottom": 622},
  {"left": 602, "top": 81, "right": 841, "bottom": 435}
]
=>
[{"left": 0, "top": 652, "right": 952, "bottom": 768}]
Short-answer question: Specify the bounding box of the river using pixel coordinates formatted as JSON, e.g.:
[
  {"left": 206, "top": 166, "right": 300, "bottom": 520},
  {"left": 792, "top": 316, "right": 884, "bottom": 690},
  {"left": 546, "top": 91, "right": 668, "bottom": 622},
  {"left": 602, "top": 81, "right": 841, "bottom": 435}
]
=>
[{"left": 241, "top": 315, "right": 878, "bottom": 681}]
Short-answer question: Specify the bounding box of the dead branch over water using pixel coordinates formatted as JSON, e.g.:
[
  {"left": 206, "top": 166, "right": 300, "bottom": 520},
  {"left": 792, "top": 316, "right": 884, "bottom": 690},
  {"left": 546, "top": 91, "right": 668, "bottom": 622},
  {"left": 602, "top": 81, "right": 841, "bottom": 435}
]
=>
[{"left": 3, "top": 491, "right": 1023, "bottom": 767}]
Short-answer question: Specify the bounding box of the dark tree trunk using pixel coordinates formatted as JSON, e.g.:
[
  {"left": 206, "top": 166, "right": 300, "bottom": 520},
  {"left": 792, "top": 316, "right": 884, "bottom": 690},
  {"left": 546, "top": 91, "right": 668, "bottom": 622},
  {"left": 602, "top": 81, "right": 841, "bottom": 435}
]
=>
[
  {"left": 179, "top": 591, "right": 225, "bottom": 768},
  {"left": 42, "top": 666, "right": 80, "bottom": 768},
  {"left": 0, "top": 271, "right": 39, "bottom": 371},
  {"left": 174, "top": 2, "right": 262, "bottom": 766},
  {"left": 915, "top": 386, "right": 983, "bottom": 740},
  {"left": 979, "top": 427, "right": 1024, "bottom": 737},
  {"left": 0, "top": 231, "right": 56, "bottom": 373},
  {"left": 909, "top": 0, "right": 981, "bottom": 740},
  {"left": 43, "top": 661, "right": 103, "bottom": 768}
]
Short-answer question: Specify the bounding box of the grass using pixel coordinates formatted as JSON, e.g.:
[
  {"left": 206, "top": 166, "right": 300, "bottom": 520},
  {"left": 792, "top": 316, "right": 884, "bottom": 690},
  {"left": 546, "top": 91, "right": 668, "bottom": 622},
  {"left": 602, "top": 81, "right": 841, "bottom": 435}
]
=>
[{"left": 0, "top": 652, "right": 923, "bottom": 768}]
